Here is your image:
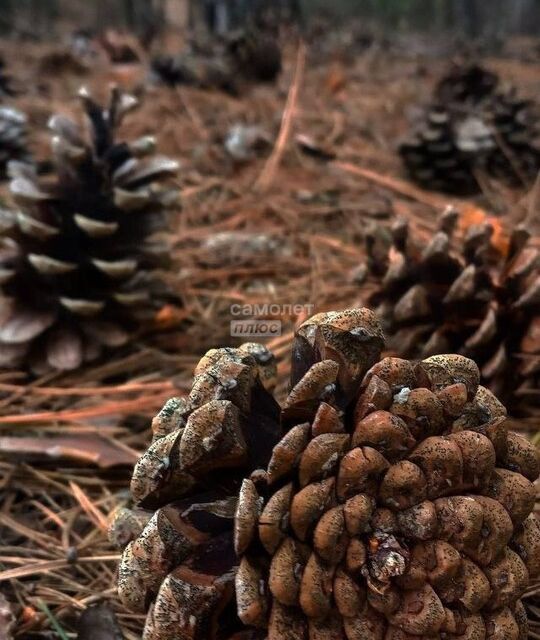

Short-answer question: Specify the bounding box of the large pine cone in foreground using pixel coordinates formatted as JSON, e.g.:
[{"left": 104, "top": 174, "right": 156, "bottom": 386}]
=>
[
  {"left": 358, "top": 208, "right": 540, "bottom": 414},
  {"left": 399, "top": 64, "right": 540, "bottom": 194},
  {"left": 117, "top": 308, "right": 540, "bottom": 639},
  {"left": 0, "top": 87, "right": 179, "bottom": 372}
]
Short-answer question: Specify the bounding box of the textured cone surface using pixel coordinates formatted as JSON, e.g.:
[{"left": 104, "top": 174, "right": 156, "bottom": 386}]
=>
[
  {"left": 399, "top": 63, "right": 540, "bottom": 194},
  {"left": 117, "top": 342, "right": 281, "bottom": 639},
  {"left": 0, "top": 86, "right": 179, "bottom": 371},
  {"left": 360, "top": 208, "right": 540, "bottom": 413},
  {"left": 236, "top": 311, "right": 540, "bottom": 639},
  {"left": 118, "top": 309, "right": 539, "bottom": 638}
]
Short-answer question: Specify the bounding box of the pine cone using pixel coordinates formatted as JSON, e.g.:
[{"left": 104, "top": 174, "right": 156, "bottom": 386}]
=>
[
  {"left": 0, "top": 106, "right": 30, "bottom": 179},
  {"left": 119, "top": 309, "right": 540, "bottom": 637},
  {"left": 226, "top": 30, "right": 282, "bottom": 83},
  {"left": 399, "top": 64, "right": 540, "bottom": 194},
  {"left": 150, "top": 29, "right": 281, "bottom": 94},
  {"left": 237, "top": 313, "right": 540, "bottom": 639},
  {"left": 117, "top": 342, "right": 281, "bottom": 639},
  {"left": 0, "top": 87, "right": 179, "bottom": 372},
  {"left": 150, "top": 53, "right": 239, "bottom": 94},
  {"left": 359, "top": 208, "right": 540, "bottom": 413}
]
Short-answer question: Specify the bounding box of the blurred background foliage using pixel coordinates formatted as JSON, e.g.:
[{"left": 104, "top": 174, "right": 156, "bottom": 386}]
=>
[{"left": 1, "top": 0, "right": 540, "bottom": 39}]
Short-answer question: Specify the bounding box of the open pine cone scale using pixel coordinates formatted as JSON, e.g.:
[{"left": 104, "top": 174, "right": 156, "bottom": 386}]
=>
[
  {"left": 0, "top": 87, "right": 179, "bottom": 372},
  {"left": 117, "top": 308, "right": 539, "bottom": 639}
]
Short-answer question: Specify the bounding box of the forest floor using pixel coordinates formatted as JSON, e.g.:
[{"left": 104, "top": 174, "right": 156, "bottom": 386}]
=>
[{"left": 0, "top": 29, "right": 539, "bottom": 638}]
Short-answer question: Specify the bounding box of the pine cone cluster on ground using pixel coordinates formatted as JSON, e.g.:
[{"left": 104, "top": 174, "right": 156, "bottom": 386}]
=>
[
  {"left": 0, "top": 86, "right": 179, "bottom": 372},
  {"left": 399, "top": 63, "right": 540, "bottom": 194},
  {"left": 358, "top": 208, "right": 540, "bottom": 414},
  {"left": 0, "top": 106, "right": 30, "bottom": 178},
  {"left": 117, "top": 308, "right": 540, "bottom": 640}
]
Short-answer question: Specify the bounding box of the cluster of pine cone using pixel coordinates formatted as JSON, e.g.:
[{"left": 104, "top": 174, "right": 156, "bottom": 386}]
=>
[
  {"left": 114, "top": 308, "right": 540, "bottom": 640},
  {"left": 400, "top": 64, "right": 540, "bottom": 194}
]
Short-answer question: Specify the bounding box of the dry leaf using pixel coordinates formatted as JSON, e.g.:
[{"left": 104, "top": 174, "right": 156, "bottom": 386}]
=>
[
  {"left": 154, "top": 303, "right": 188, "bottom": 328},
  {"left": 325, "top": 63, "right": 347, "bottom": 94},
  {"left": 459, "top": 204, "right": 510, "bottom": 257}
]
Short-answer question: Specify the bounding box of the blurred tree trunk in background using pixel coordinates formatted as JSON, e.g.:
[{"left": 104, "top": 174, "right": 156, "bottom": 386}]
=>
[
  {"left": 186, "top": 0, "right": 303, "bottom": 35},
  {"left": 511, "top": 0, "right": 540, "bottom": 33},
  {"left": 450, "top": 0, "right": 481, "bottom": 37},
  {"left": 1, "top": 0, "right": 540, "bottom": 39},
  {"left": 0, "top": 0, "right": 59, "bottom": 37},
  {"left": 163, "top": 0, "right": 189, "bottom": 29}
]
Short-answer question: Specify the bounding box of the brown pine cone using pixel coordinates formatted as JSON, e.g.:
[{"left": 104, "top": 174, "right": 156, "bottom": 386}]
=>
[
  {"left": 117, "top": 309, "right": 384, "bottom": 639},
  {"left": 118, "top": 308, "right": 539, "bottom": 639},
  {"left": 399, "top": 63, "right": 540, "bottom": 194},
  {"left": 236, "top": 318, "right": 540, "bottom": 639},
  {"left": 358, "top": 208, "right": 540, "bottom": 414},
  {"left": 0, "top": 86, "right": 179, "bottom": 372}
]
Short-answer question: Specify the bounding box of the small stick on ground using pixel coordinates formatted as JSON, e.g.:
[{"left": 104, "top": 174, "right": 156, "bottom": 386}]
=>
[{"left": 254, "top": 41, "right": 307, "bottom": 192}]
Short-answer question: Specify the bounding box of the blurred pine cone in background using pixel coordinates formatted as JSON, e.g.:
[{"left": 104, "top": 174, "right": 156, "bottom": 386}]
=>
[
  {"left": 0, "top": 106, "right": 30, "bottom": 179},
  {"left": 150, "top": 28, "right": 281, "bottom": 94},
  {"left": 117, "top": 308, "right": 540, "bottom": 639},
  {"left": 358, "top": 208, "right": 540, "bottom": 414},
  {"left": 0, "top": 87, "right": 179, "bottom": 372},
  {"left": 399, "top": 64, "right": 540, "bottom": 194},
  {"left": 150, "top": 52, "right": 239, "bottom": 94},
  {"left": 226, "top": 29, "right": 282, "bottom": 83}
]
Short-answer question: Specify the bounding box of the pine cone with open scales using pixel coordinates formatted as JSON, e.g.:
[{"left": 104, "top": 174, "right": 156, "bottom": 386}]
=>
[
  {"left": 399, "top": 64, "right": 540, "bottom": 194},
  {"left": 358, "top": 207, "right": 540, "bottom": 414},
  {"left": 117, "top": 308, "right": 540, "bottom": 640}
]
